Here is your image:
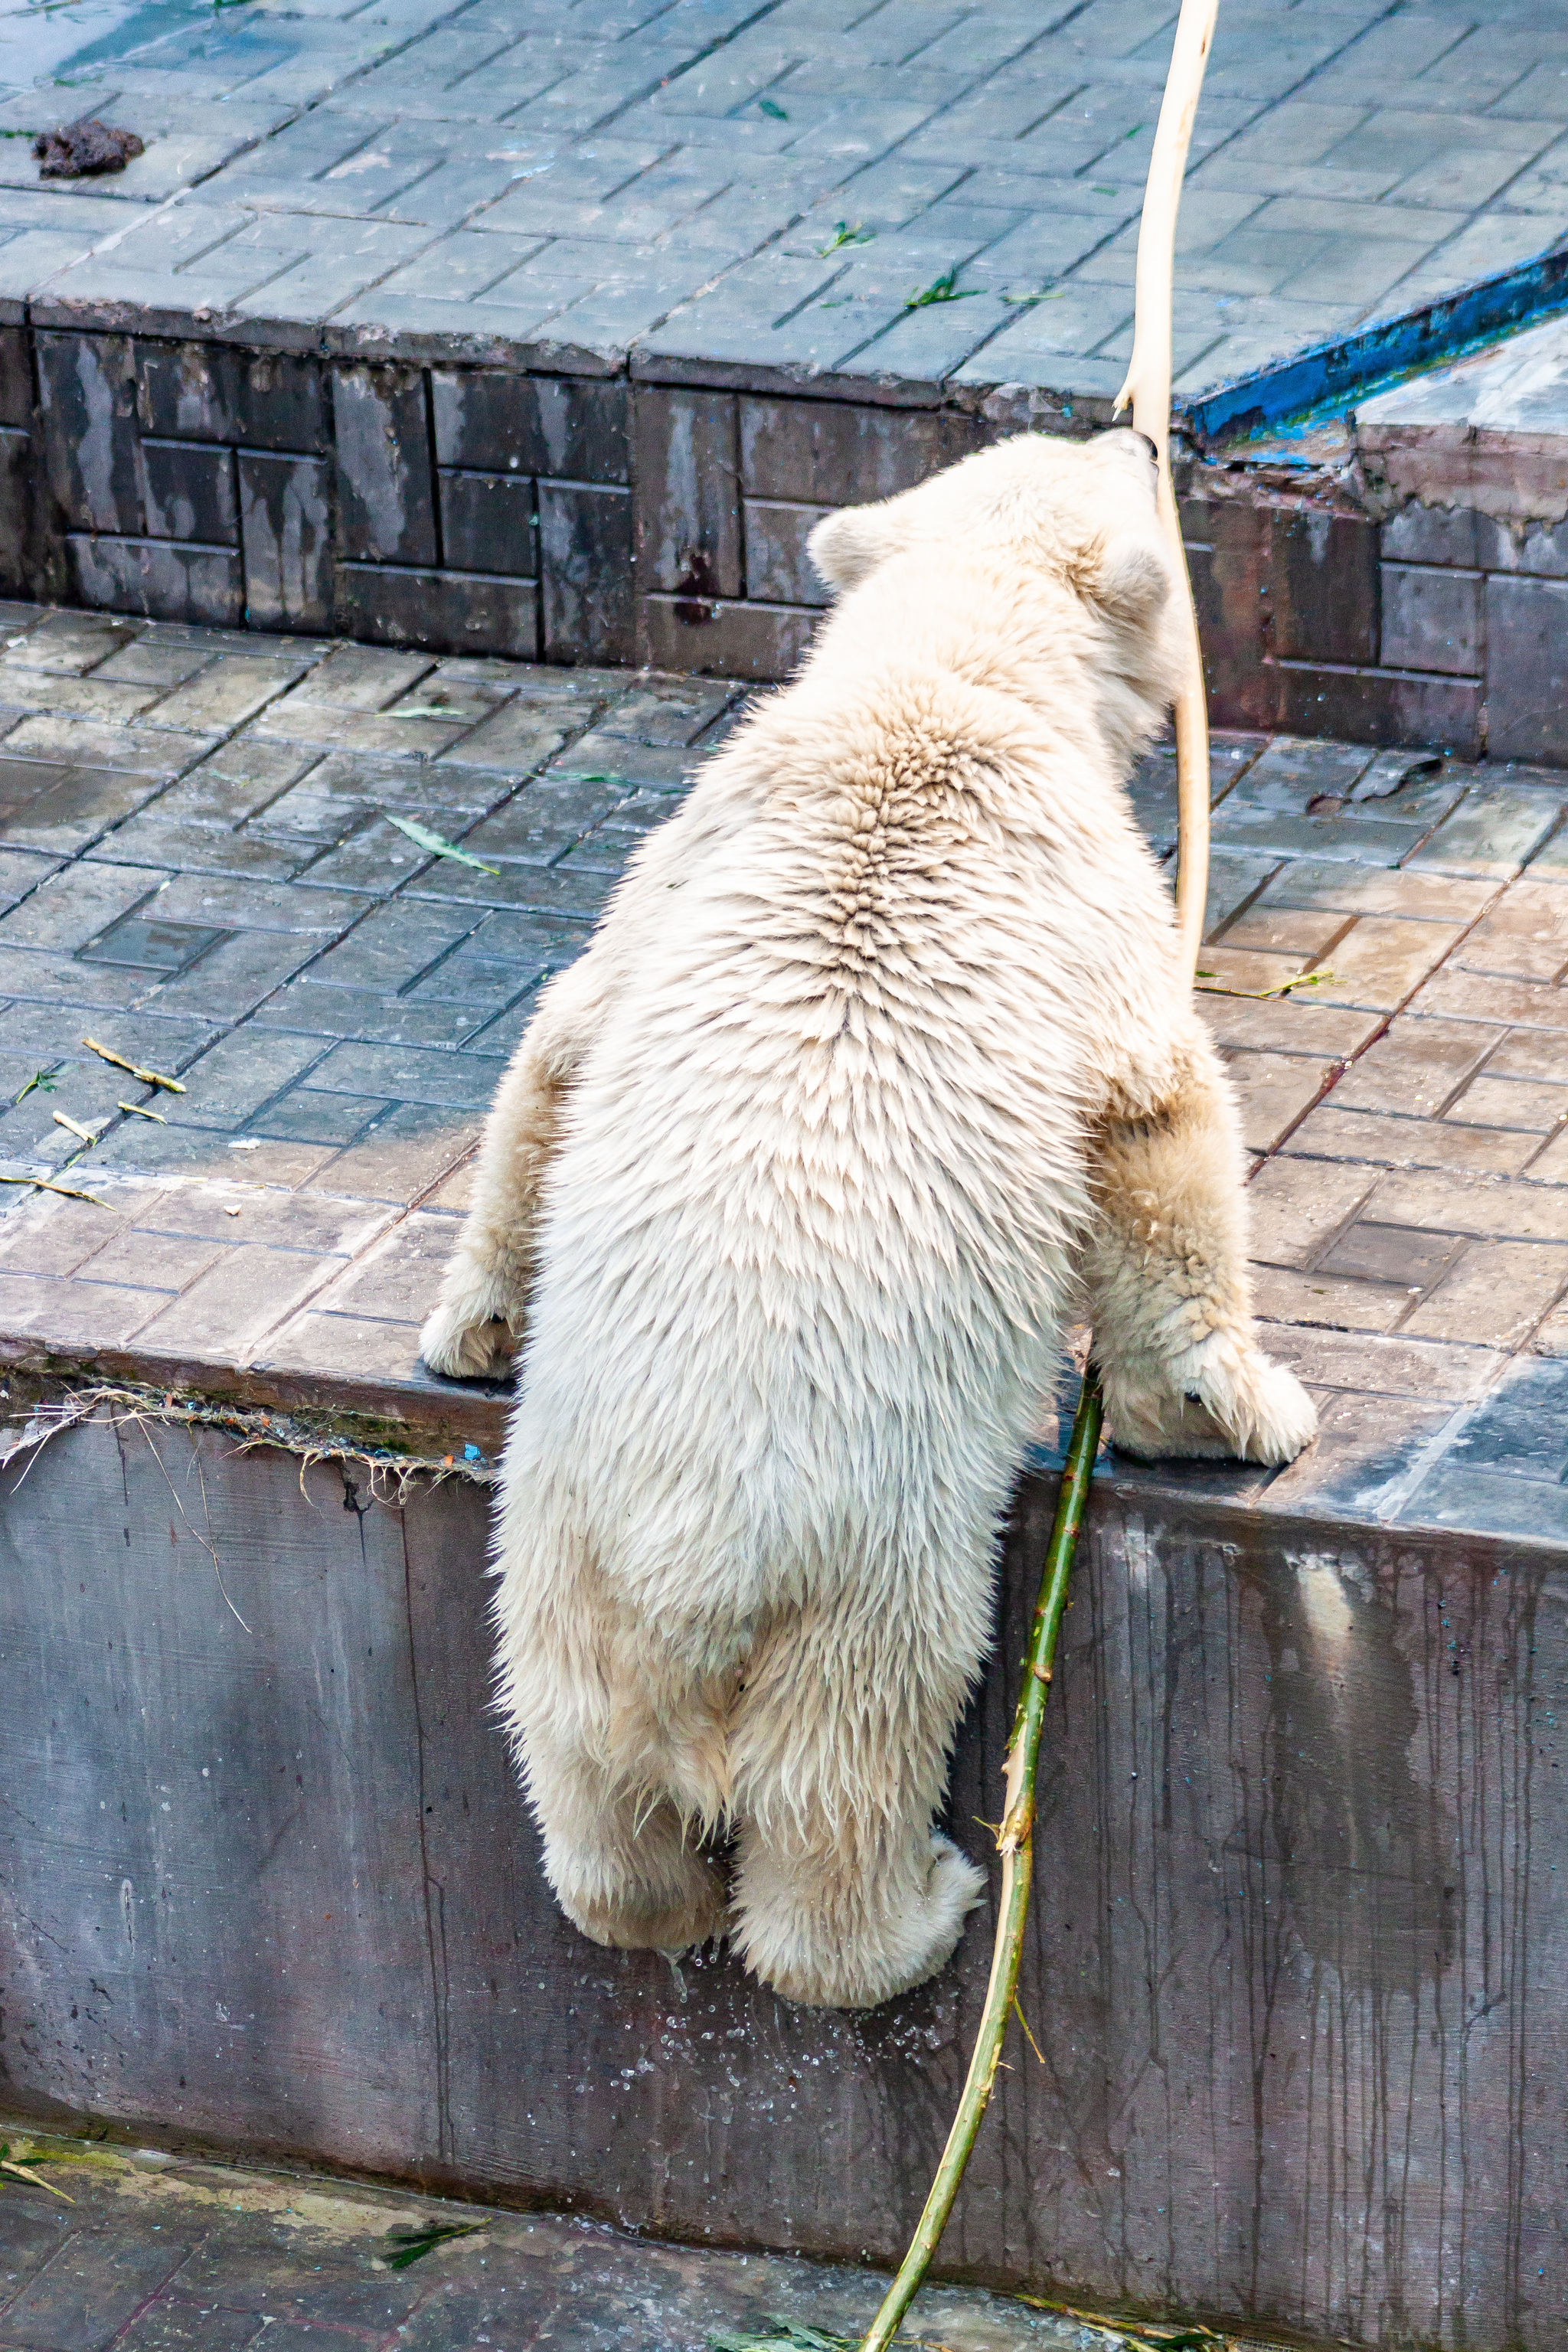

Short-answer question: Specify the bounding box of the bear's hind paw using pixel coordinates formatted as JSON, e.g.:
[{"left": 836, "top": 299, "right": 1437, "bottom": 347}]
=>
[{"left": 557, "top": 1854, "right": 727, "bottom": 1957}]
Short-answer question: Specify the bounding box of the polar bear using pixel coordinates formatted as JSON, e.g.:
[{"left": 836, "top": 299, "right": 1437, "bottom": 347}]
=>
[{"left": 419, "top": 428, "right": 1315, "bottom": 2011}]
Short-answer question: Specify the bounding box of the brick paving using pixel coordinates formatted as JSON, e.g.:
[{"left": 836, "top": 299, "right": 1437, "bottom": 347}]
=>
[
  {"left": 0, "top": 2129, "right": 1093, "bottom": 2351},
  {"left": 3, "top": 0, "right": 1567, "bottom": 405},
  {"left": 3, "top": 606, "right": 1568, "bottom": 1531}
]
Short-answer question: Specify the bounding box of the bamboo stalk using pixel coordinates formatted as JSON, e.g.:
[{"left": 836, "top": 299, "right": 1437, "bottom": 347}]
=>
[
  {"left": 1112, "top": 0, "right": 1221, "bottom": 986},
  {"left": 858, "top": 1375, "right": 1104, "bottom": 2352}
]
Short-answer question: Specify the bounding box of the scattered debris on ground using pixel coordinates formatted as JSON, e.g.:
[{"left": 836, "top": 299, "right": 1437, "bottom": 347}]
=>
[{"left": 33, "top": 118, "right": 144, "bottom": 178}]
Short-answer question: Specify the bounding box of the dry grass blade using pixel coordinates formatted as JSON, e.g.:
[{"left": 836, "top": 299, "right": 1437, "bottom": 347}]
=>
[
  {"left": 0, "top": 2147, "right": 74, "bottom": 2203},
  {"left": 903, "top": 266, "right": 979, "bottom": 311},
  {"left": 0, "top": 1173, "right": 109, "bottom": 1206},
  {"left": 1194, "top": 968, "right": 1333, "bottom": 1001},
  {"left": 710, "top": 2325, "right": 854, "bottom": 2350},
  {"left": 818, "top": 220, "right": 873, "bottom": 253},
  {"left": 710, "top": 2324, "right": 957, "bottom": 2352},
  {"left": 381, "top": 2222, "right": 484, "bottom": 2269},
  {"left": 118, "top": 1099, "right": 167, "bottom": 1122},
  {"left": 82, "top": 1037, "right": 186, "bottom": 1093},
  {"left": 52, "top": 1110, "right": 98, "bottom": 1144},
  {"left": 136, "top": 1419, "right": 253, "bottom": 1635},
  {"left": 384, "top": 815, "right": 500, "bottom": 875},
  {"left": 1014, "top": 2296, "right": 1233, "bottom": 2349}
]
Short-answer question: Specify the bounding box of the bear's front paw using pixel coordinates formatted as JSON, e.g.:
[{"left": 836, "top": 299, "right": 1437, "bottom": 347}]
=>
[
  {"left": 1102, "top": 1351, "right": 1316, "bottom": 1467},
  {"left": 419, "top": 1272, "right": 521, "bottom": 1380},
  {"left": 1221, "top": 1353, "right": 1317, "bottom": 1466}
]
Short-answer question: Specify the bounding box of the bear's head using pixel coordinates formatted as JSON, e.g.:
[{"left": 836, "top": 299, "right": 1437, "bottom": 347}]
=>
[{"left": 807, "top": 426, "right": 1175, "bottom": 639}]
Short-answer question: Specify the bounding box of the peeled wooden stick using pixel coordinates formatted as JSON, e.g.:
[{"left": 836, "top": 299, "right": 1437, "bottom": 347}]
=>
[{"left": 1113, "top": 0, "right": 1220, "bottom": 984}]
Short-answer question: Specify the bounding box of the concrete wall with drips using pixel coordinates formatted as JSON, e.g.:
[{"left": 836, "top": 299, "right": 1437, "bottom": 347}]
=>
[{"left": 2, "top": 1416, "right": 1562, "bottom": 2349}]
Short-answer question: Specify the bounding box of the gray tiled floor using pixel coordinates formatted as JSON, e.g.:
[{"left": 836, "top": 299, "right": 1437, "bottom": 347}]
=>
[
  {"left": 6, "top": 0, "right": 1568, "bottom": 399},
  {"left": 4, "top": 606, "right": 1568, "bottom": 1537},
  {"left": 0, "top": 2129, "right": 1104, "bottom": 2352}
]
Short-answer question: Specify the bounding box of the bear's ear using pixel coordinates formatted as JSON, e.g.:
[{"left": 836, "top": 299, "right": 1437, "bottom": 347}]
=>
[
  {"left": 1089, "top": 531, "right": 1171, "bottom": 626},
  {"left": 808, "top": 505, "right": 893, "bottom": 593}
]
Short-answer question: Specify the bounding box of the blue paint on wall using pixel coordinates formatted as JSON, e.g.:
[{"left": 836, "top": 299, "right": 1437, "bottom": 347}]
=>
[{"left": 1181, "top": 238, "right": 1568, "bottom": 445}]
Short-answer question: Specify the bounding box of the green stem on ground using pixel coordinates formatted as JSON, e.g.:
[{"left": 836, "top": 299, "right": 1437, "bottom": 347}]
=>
[{"left": 858, "top": 1370, "right": 1104, "bottom": 2352}]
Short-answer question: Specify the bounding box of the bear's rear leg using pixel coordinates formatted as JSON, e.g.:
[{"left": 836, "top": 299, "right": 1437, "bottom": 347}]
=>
[
  {"left": 730, "top": 1813, "right": 983, "bottom": 2010},
  {"left": 727, "top": 1603, "right": 986, "bottom": 2008},
  {"left": 528, "top": 1730, "right": 726, "bottom": 1955}
]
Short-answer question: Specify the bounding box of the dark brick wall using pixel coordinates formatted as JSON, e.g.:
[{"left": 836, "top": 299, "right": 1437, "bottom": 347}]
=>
[
  {"left": 8, "top": 320, "right": 1568, "bottom": 763},
  {"left": 1180, "top": 482, "right": 1568, "bottom": 766}
]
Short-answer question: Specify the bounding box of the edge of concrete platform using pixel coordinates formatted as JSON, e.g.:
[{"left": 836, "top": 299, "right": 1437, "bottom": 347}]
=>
[
  {"left": 4, "top": 1305, "right": 1564, "bottom": 1567},
  {"left": 1184, "top": 238, "right": 1568, "bottom": 446}
]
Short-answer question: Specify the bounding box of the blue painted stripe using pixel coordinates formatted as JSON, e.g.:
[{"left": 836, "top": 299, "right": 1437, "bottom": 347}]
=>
[{"left": 1180, "top": 240, "right": 1568, "bottom": 444}]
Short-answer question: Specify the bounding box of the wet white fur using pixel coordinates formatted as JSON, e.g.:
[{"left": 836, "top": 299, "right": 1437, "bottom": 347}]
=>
[{"left": 420, "top": 429, "right": 1315, "bottom": 2010}]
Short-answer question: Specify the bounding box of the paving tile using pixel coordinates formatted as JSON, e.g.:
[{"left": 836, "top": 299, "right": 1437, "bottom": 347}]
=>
[
  {"left": 130, "top": 1244, "right": 346, "bottom": 1362},
  {"left": 1329, "top": 1017, "right": 1498, "bottom": 1116},
  {"left": 114, "top": 2296, "right": 269, "bottom": 2351},
  {"left": 1263, "top": 1389, "right": 1459, "bottom": 1526},
  {"left": 0, "top": 612, "right": 140, "bottom": 678},
  {"left": 1215, "top": 902, "right": 1347, "bottom": 962},
  {"left": 1319, "top": 1220, "right": 1468, "bottom": 1292},
  {"left": 1308, "top": 913, "right": 1466, "bottom": 1011},
  {"left": 1398, "top": 1459, "right": 1568, "bottom": 1543},
  {"left": 147, "top": 877, "right": 368, "bottom": 937},
  {"left": 136, "top": 930, "right": 322, "bottom": 1024},
  {"left": 407, "top": 859, "right": 619, "bottom": 920},
  {"left": 1402, "top": 1238, "right": 1568, "bottom": 1348},
  {"left": 299, "top": 1040, "right": 501, "bottom": 1109},
  {"left": 250, "top": 978, "right": 488, "bottom": 1048},
  {"left": 1255, "top": 1320, "right": 1501, "bottom": 1402},
  {"left": 1455, "top": 877, "right": 1568, "bottom": 982},
  {"left": 1446, "top": 1073, "right": 1568, "bottom": 1133},
  {"left": 0, "top": 762, "right": 172, "bottom": 858},
  {"left": 1488, "top": 1027, "right": 1568, "bottom": 1083},
  {"left": 1194, "top": 943, "right": 1309, "bottom": 997},
  {"left": 1282, "top": 1103, "right": 1539, "bottom": 1177},
  {"left": 86, "top": 1127, "right": 341, "bottom": 1188},
  {"left": 1257, "top": 857, "right": 1495, "bottom": 925},
  {"left": 280, "top": 645, "right": 436, "bottom": 714},
  {"left": 0, "top": 864, "right": 168, "bottom": 956},
  {"left": 0, "top": 2223, "right": 190, "bottom": 2348},
  {"left": 1245, "top": 1155, "right": 1376, "bottom": 1270},
  {"left": 1250, "top": 1263, "right": 1410, "bottom": 1332},
  {"left": 1221, "top": 1047, "right": 1334, "bottom": 1153},
  {"left": 436, "top": 700, "right": 580, "bottom": 775},
  {"left": 251, "top": 1086, "right": 390, "bottom": 1147},
  {"left": 0, "top": 1191, "right": 139, "bottom": 1276},
  {"left": 1368, "top": 1167, "right": 1568, "bottom": 1242},
  {"left": 1516, "top": 1125, "right": 1568, "bottom": 1184},
  {"left": 157, "top": 1030, "right": 332, "bottom": 1129},
  {"left": 1409, "top": 968, "right": 1568, "bottom": 1030},
  {"left": 1195, "top": 989, "right": 1383, "bottom": 1060},
  {"left": 1424, "top": 1354, "right": 1568, "bottom": 1485},
  {"left": 305, "top": 1101, "right": 482, "bottom": 1204},
  {"left": 147, "top": 658, "right": 308, "bottom": 737},
  {"left": 1405, "top": 786, "right": 1564, "bottom": 880},
  {"left": 308, "top": 1208, "right": 456, "bottom": 1321}
]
